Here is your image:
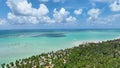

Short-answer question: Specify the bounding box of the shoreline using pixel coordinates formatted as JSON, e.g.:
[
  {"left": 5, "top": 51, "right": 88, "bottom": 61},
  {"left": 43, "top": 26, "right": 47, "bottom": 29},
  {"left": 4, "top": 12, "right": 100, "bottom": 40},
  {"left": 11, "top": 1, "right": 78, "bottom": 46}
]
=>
[
  {"left": 0, "top": 32, "right": 120, "bottom": 65},
  {"left": 73, "top": 35, "right": 120, "bottom": 46},
  {"left": 1, "top": 37, "right": 120, "bottom": 65},
  {"left": 1, "top": 37, "right": 120, "bottom": 68}
]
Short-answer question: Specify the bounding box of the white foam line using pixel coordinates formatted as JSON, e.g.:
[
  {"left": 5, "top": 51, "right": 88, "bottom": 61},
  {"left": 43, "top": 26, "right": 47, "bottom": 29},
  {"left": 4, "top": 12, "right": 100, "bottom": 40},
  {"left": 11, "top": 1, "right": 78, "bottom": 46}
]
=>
[
  {"left": 72, "top": 40, "right": 101, "bottom": 46},
  {"left": 114, "top": 36, "right": 120, "bottom": 39},
  {"left": 72, "top": 35, "right": 120, "bottom": 46}
]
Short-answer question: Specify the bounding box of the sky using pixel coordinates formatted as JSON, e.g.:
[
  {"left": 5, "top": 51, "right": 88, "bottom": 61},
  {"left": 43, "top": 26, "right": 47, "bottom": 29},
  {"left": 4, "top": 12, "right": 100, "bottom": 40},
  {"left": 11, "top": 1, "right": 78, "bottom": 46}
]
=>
[{"left": 0, "top": 0, "right": 120, "bottom": 29}]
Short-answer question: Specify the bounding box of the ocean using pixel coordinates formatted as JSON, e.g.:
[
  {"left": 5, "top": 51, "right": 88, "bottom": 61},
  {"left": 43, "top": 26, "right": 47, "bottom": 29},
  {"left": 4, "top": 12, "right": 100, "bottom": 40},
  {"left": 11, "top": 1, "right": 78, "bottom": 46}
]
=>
[{"left": 0, "top": 29, "right": 120, "bottom": 65}]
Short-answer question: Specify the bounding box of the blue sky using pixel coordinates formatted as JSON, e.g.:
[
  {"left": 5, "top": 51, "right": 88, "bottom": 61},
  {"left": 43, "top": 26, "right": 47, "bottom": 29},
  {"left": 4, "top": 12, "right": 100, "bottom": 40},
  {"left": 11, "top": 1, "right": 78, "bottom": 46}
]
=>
[{"left": 0, "top": 0, "right": 120, "bottom": 29}]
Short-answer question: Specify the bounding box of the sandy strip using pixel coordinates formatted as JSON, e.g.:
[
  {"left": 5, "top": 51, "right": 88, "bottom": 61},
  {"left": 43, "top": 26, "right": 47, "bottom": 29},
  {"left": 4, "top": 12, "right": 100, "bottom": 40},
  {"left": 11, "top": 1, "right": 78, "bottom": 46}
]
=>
[{"left": 72, "top": 36, "right": 120, "bottom": 46}]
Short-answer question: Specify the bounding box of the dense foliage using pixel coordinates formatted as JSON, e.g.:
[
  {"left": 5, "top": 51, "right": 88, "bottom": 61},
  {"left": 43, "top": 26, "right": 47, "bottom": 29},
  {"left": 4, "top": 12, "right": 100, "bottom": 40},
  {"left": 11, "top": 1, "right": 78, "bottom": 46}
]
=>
[{"left": 1, "top": 39, "right": 120, "bottom": 68}]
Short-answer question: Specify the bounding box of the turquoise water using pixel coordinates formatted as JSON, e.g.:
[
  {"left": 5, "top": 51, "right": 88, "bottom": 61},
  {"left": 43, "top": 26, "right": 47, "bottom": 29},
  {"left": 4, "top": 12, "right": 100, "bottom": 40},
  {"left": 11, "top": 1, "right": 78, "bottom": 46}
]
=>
[{"left": 0, "top": 29, "right": 120, "bottom": 65}]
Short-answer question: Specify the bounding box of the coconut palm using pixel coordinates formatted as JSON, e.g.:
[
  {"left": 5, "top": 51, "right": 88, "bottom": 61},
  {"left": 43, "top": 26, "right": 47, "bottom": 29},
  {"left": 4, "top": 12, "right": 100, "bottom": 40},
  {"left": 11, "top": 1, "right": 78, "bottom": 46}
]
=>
[{"left": 1, "top": 63, "right": 5, "bottom": 68}]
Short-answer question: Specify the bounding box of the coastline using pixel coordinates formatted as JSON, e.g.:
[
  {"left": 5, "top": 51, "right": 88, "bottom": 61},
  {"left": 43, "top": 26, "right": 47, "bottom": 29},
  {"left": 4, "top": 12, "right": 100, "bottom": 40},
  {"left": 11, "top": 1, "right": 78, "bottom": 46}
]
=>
[
  {"left": 1, "top": 36, "right": 120, "bottom": 65},
  {"left": 1, "top": 38, "right": 120, "bottom": 68},
  {"left": 0, "top": 29, "right": 120, "bottom": 66},
  {"left": 73, "top": 35, "right": 120, "bottom": 46}
]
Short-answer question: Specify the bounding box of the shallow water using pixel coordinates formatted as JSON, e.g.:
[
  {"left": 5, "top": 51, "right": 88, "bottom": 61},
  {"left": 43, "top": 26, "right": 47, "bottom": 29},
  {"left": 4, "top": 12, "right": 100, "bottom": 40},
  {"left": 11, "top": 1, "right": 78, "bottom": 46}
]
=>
[{"left": 0, "top": 29, "right": 120, "bottom": 64}]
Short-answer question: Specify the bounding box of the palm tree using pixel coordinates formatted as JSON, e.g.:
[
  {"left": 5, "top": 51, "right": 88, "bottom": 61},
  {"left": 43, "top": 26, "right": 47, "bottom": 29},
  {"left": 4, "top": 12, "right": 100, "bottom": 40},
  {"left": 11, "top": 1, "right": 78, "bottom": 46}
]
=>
[
  {"left": 15, "top": 60, "right": 19, "bottom": 67},
  {"left": 6, "top": 64, "right": 10, "bottom": 68},
  {"left": 1, "top": 63, "right": 5, "bottom": 68},
  {"left": 10, "top": 62, "right": 14, "bottom": 67}
]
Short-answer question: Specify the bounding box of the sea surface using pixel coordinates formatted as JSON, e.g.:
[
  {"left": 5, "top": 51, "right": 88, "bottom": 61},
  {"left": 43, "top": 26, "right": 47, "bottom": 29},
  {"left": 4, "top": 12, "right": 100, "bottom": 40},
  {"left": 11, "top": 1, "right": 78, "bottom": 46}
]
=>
[{"left": 0, "top": 29, "right": 120, "bottom": 65}]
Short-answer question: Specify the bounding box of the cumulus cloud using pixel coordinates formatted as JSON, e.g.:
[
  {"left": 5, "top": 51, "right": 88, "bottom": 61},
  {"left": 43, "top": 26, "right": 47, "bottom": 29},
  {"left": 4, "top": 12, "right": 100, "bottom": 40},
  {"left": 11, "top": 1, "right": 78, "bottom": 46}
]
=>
[
  {"left": 6, "top": 0, "right": 54, "bottom": 24},
  {"left": 74, "top": 9, "right": 82, "bottom": 15},
  {"left": 8, "top": 13, "right": 40, "bottom": 24},
  {"left": 87, "top": 8, "right": 100, "bottom": 21},
  {"left": 53, "top": 8, "right": 77, "bottom": 23},
  {"left": 109, "top": 0, "right": 120, "bottom": 12},
  {"left": 53, "top": 8, "right": 70, "bottom": 23},
  {"left": 91, "top": 0, "right": 120, "bottom": 12},
  {"left": 6, "top": 0, "right": 77, "bottom": 24},
  {"left": 7, "top": 0, "right": 49, "bottom": 16},
  {"left": 7, "top": 12, "right": 55, "bottom": 24},
  {"left": 0, "top": 18, "right": 7, "bottom": 25},
  {"left": 91, "top": 14, "right": 120, "bottom": 24},
  {"left": 66, "top": 16, "right": 77, "bottom": 23}
]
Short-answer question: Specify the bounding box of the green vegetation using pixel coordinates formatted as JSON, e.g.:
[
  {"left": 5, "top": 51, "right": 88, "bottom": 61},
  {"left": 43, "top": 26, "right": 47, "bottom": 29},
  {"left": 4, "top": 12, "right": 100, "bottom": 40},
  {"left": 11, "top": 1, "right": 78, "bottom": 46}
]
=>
[{"left": 1, "top": 39, "right": 120, "bottom": 68}]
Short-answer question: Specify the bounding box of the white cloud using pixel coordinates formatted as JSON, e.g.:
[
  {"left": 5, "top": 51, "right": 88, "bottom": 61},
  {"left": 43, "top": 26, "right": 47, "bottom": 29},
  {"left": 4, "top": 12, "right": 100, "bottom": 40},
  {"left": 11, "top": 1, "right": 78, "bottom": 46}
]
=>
[
  {"left": 91, "top": 0, "right": 120, "bottom": 12},
  {"left": 52, "top": 8, "right": 76, "bottom": 23},
  {"left": 6, "top": 0, "right": 77, "bottom": 24},
  {"left": 8, "top": 13, "right": 33, "bottom": 24},
  {"left": 37, "top": 16, "right": 55, "bottom": 23},
  {"left": 74, "top": 9, "right": 82, "bottom": 15},
  {"left": 0, "top": 18, "right": 7, "bottom": 25},
  {"left": 6, "top": 0, "right": 53, "bottom": 24},
  {"left": 92, "top": 14, "right": 120, "bottom": 24},
  {"left": 53, "top": 8, "right": 70, "bottom": 23},
  {"left": 87, "top": 8, "right": 100, "bottom": 21},
  {"left": 7, "top": 0, "right": 49, "bottom": 16},
  {"left": 66, "top": 16, "right": 77, "bottom": 23},
  {"left": 7, "top": 12, "right": 55, "bottom": 24},
  {"left": 109, "top": 0, "right": 120, "bottom": 12}
]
